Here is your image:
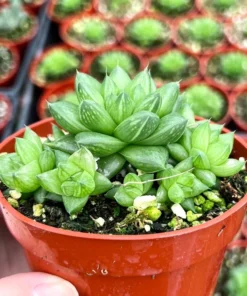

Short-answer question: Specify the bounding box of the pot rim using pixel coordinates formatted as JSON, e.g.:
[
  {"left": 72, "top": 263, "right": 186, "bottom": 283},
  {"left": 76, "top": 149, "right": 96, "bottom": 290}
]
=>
[
  {"left": 0, "top": 94, "right": 12, "bottom": 131},
  {"left": 1, "top": 117, "right": 247, "bottom": 241}
]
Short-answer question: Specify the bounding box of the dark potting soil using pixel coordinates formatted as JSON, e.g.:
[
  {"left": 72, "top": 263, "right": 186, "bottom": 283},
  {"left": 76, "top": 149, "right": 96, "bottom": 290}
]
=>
[
  {"left": 2, "top": 171, "right": 247, "bottom": 235},
  {"left": 235, "top": 93, "right": 247, "bottom": 123}
]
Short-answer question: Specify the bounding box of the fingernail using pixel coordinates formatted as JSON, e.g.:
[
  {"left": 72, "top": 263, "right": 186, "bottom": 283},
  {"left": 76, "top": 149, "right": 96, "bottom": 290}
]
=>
[{"left": 33, "top": 281, "right": 79, "bottom": 296}]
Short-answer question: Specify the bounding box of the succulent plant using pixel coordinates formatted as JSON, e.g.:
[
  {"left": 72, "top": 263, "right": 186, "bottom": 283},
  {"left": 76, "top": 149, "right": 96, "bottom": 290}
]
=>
[
  {"left": 234, "top": 92, "right": 247, "bottom": 124},
  {"left": 68, "top": 17, "right": 116, "bottom": 49},
  {"left": 37, "top": 48, "right": 82, "bottom": 83},
  {"left": 90, "top": 51, "right": 140, "bottom": 80},
  {"left": 151, "top": 0, "right": 194, "bottom": 16},
  {"left": 226, "top": 264, "right": 247, "bottom": 296},
  {"left": 99, "top": 0, "right": 145, "bottom": 19},
  {"left": 0, "top": 46, "right": 14, "bottom": 80},
  {"left": 125, "top": 17, "right": 170, "bottom": 49},
  {"left": 0, "top": 67, "right": 244, "bottom": 230},
  {"left": 0, "top": 0, "right": 35, "bottom": 40},
  {"left": 228, "top": 17, "right": 247, "bottom": 49},
  {"left": 204, "top": 0, "right": 243, "bottom": 16},
  {"left": 150, "top": 50, "right": 199, "bottom": 82},
  {"left": 178, "top": 17, "right": 224, "bottom": 52},
  {"left": 184, "top": 84, "right": 227, "bottom": 122},
  {"left": 207, "top": 52, "right": 247, "bottom": 83},
  {"left": 54, "top": 0, "right": 90, "bottom": 18}
]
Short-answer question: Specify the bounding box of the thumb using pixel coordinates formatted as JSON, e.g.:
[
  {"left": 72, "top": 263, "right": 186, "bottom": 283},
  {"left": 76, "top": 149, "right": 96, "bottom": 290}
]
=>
[{"left": 0, "top": 272, "right": 78, "bottom": 296}]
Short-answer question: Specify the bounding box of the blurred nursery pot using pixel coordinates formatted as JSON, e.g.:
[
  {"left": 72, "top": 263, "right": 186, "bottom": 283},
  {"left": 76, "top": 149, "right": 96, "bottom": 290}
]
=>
[
  {"left": 47, "top": 0, "right": 93, "bottom": 23},
  {"left": 149, "top": 48, "right": 201, "bottom": 88},
  {"left": 230, "top": 88, "right": 247, "bottom": 132},
  {"left": 93, "top": 0, "right": 147, "bottom": 23},
  {"left": 148, "top": 0, "right": 195, "bottom": 18},
  {"left": 37, "top": 81, "right": 77, "bottom": 119},
  {"left": 85, "top": 47, "right": 144, "bottom": 80},
  {"left": 122, "top": 12, "right": 172, "bottom": 56},
  {"left": 0, "top": 1, "right": 39, "bottom": 49},
  {"left": 1, "top": 0, "right": 46, "bottom": 13},
  {"left": 181, "top": 82, "right": 231, "bottom": 124},
  {"left": 0, "top": 94, "right": 12, "bottom": 133},
  {"left": 29, "top": 44, "right": 85, "bottom": 88},
  {"left": 60, "top": 13, "right": 120, "bottom": 53},
  {"left": 174, "top": 14, "right": 227, "bottom": 56},
  {"left": 203, "top": 49, "right": 247, "bottom": 92},
  {"left": 0, "top": 44, "right": 19, "bottom": 87},
  {"left": 1, "top": 121, "right": 247, "bottom": 295}
]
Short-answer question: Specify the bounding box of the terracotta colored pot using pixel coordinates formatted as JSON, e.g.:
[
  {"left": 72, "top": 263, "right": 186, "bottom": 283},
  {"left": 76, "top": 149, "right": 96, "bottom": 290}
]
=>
[
  {"left": 1, "top": 118, "right": 247, "bottom": 296},
  {"left": 0, "top": 44, "right": 19, "bottom": 87},
  {"left": 93, "top": 0, "right": 148, "bottom": 24},
  {"left": 149, "top": 47, "right": 202, "bottom": 88},
  {"left": 37, "top": 81, "right": 75, "bottom": 119},
  {"left": 173, "top": 13, "right": 229, "bottom": 56},
  {"left": 0, "top": 94, "right": 12, "bottom": 133},
  {"left": 29, "top": 44, "right": 86, "bottom": 89},
  {"left": 60, "top": 13, "right": 122, "bottom": 53},
  {"left": 122, "top": 12, "right": 173, "bottom": 57},
  {"left": 228, "top": 239, "right": 247, "bottom": 249},
  {"left": 147, "top": 0, "right": 199, "bottom": 19},
  {"left": 84, "top": 46, "right": 147, "bottom": 80},
  {"left": 47, "top": 0, "right": 93, "bottom": 24},
  {"left": 23, "top": 0, "right": 47, "bottom": 13},
  {"left": 0, "top": 6, "right": 38, "bottom": 50},
  {"left": 229, "top": 88, "right": 247, "bottom": 132},
  {"left": 181, "top": 81, "right": 231, "bottom": 125},
  {"left": 201, "top": 49, "right": 247, "bottom": 93}
]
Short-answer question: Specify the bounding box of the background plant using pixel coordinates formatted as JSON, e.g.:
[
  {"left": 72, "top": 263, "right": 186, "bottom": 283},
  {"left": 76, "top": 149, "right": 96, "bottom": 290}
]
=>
[
  {"left": 0, "top": 46, "right": 14, "bottom": 79},
  {"left": 68, "top": 17, "right": 116, "bottom": 48},
  {"left": 178, "top": 17, "right": 224, "bottom": 51},
  {"left": 184, "top": 84, "right": 227, "bottom": 122},
  {"left": 37, "top": 49, "right": 82, "bottom": 83},
  {"left": 0, "top": 0, "right": 34, "bottom": 40},
  {"left": 151, "top": 0, "right": 194, "bottom": 16},
  {"left": 208, "top": 52, "right": 247, "bottom": 83},
  {"left": 125, "top": 17, "right": 170, "bottom": 49},
  {"left": 54, "top": 0, "right": 90, "bottom": 18},
  {"left": 150, "top": 50, "right": 199, "bottom": 81},
  {"left": 90, "top": 51, "right": 139, "bottom": 80},
  {"left": 234, "top": 93, "right": 247, "bottom": 123}
]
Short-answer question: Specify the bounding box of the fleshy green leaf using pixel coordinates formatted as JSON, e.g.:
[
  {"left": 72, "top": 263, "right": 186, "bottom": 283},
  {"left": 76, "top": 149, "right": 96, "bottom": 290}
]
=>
[
  {"left": 79, "top": 100, "right": 117, "bottom": 135},
  {"left": 157, "top": 82, "right": 180, "bottom": 117},
  {"left": 175, "top": 157, "right": 193, "bottom": 172},
  {"left": 76, "top": 81, "right": 105, "bottom": 107},
  {"left": 160, "top": 168, "right": 180, "bottom": 190},
  {"left": 24, "top": 127, "right": 42, "bottom": 154},
  {"left": 211, "top": 159, "right": 245, "bottom": 177},
  {"left": 168, "top": 183, "right": 185, "bottom": 203},
  {"left": 124, "top": 173, "right": 143, "bottom": 198},
  {"left": 52, "top": 124, "right": 65, "bottom": 141},
  {"left": 110, "top": 66, "right": 131, "bottom": 91},
  {"left": 91, "top": 172, "right": 112, "bottom": 195},
  {"left": 190, "top": 148, "right": 211, "bottom": 170},
  {"left": 120, "top": 146, "right": 168, "bottom": 172},
  {"left": 76, "top": 71, "right": 101, "bottom": 93},
  {"left": 62, "top": 195, "right": 89, "bottom": 215},
  {"left": 134, "top": 92, "right": 161, "bottom": 115},
  {"left": 114, "top": 186, "right": 134, "bottom": 207},
  {"left": 156, "top": 185, "right": 168, "bottom": 203},
  {"left": 97, "top": 154, "right": 126, "bottom": 179},
  {"left": 194, "top": 169, "right": 216, "bottom": 187},
  {"left": 57, "top": 162, "right": 81, "bottom": 182},
  {"left": 218, "top": 132, "right": 234, "bottom": 151},
  {"left": 106, "top": 92, "right": 134, "bottom": 125},
  {"left": 207, "top": 142, "right": 231, "bottom": 166},
  {"left": 140, "top": 173, "right": 154, "bottom": 194},
  {"left": 15, "top": 138, "right": 41, "bottom": 164},
  {"left": 37, "top": 168, "right": 63, "bottom": 195},
  {"left": 127, "top": 68, "right": 156, "bottom": 95},
  {"left": 191, "top": 121, "right": 211, "bottom": 153},
  {"left": 45, "top": 134, "right": 79, "bottom": 154},
  {"left": 39, "top": 150, "right": 56, "bottom": 172},
  {"left": 54, "top": 150, "right": 70, "bottom": 166},
  {"left": 101, "top": 74, "right": 119, "bottom": 98},
  {"left": 49, "top": 101, "right": 88, "bottom": 134},
  {"left": 167, "top": 143, "right": 189, "bottom": 162},
  {"left": 177, "top": 173, "right": 195, "bottom": 187},
  {"left": 178, "top": 128, "right": 192, "bottom": 153},
  {"left": 61, "top": 171, "right": 95, "bottom": 198},
  {"left": 114, "top": 111, "right": 160, "bottom": 143},
  {"left": 75, "top": 132, "right": 127, "bottom": 157}
]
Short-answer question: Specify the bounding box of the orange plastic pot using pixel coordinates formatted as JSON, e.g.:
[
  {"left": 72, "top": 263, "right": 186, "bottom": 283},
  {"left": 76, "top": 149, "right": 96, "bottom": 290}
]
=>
[
  {"left": 0, "top": 44, "right": 19, "bottom": 87},
  {"left": 122, "top": 12, "right": 173, "bottom": 57},
  {"left": 37, "top": 81, "right": 74, "bottom": 119},
  {"left": 47, "top": 0, "right": 93, "bottom": 24},
  {"left": 0, "top": 6, "right": 38, "bottom": 50},
  {"left": 149, "top": 47, "right": 202, "bottom": 88},
  {"left": 229, "top": 88, "right": 247, "bottom": 132},
  {"left": 0, "top": 94, "right": 12, "bottom": 133},
  {"left": 1, "top": 118, "right": 247, "bottom": 296},
  {"left": 60, "top": 13, "right": 122, "bottom": 53},
  {"left": 173, "top": 13, "right": 229, "bottom": 56},
  {"left": 181, "top": 81, "right": 232, "bottom": 125},
  {"left": 29, "top": 44, "right": 86, "bottom": 89}
]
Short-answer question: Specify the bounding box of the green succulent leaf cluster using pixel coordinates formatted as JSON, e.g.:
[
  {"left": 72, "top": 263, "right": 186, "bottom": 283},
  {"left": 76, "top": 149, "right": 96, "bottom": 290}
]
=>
[
  {"left": 0, "top": 67, "right": 245, "bottom": 218},
  {"left": 0, "top": 0, "right": 34, "bottom": 40},
  {"left": 54, "top": 0, "right": 90, "bottom": 18},
  {"left": 178, "top": 17, "right": 224, "bottom": 51},
  {"left": 37, "top": 49, "right": 82, "bottom": 83},
  {"left": 152, "top": 0, "right": 194, "bottom": 16},
  {"left": 125, "top": 17, "right": 170, "bottom": 49},
  {"left": 205, "top": 0, "right": 242, "bottom": 15},
  {"left": 68, "top": 17, "right": 116, "bottom": 47}
]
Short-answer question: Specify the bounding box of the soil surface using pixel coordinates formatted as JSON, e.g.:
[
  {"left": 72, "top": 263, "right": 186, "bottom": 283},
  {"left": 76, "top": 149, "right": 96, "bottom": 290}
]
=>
[{"left": 2, "top": 171, "right": 247, "bottom": 235}]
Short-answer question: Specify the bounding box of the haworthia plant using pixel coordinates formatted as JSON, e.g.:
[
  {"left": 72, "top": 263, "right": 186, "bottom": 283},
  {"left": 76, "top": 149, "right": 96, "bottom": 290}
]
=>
[{"left": 0, "top": 67, "right": 244, "bottom": 217}]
